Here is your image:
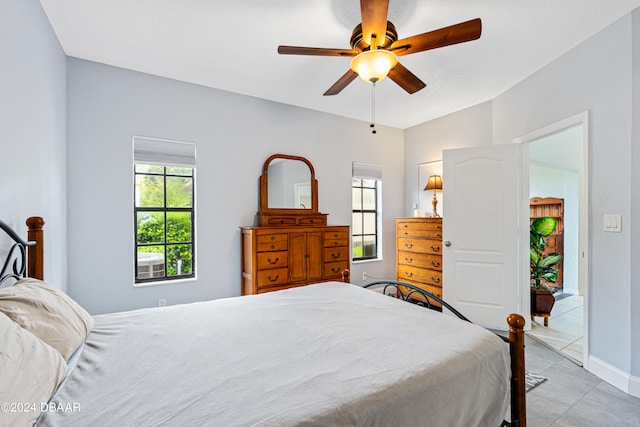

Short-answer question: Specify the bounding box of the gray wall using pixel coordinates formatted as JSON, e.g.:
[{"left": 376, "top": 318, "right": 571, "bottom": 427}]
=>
[
  {"left": 0, "top": 0, "right": 67, "bottom": 290},
  {"left": 493, "top": 14, "right": 633, "bottom": 374},
  {"left": 403, "top": 101, "right": 493, "bottom": 214},
  {"left": 405, "top": 14, "right": 639, "bottom": 384},
  {"left": 631, "top": 9, "right": 640, "bottom": 381},
  {"left": 66, "top": 58, "right": 404, "bottom": 314}
]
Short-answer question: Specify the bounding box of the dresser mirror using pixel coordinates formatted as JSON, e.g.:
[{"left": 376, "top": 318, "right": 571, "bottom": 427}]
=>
[
  {"left": 267, "top": 157, "right": 312, "bottom": 209},
  {"left": 258, "top": 154, "right": 327, "bottom": 226}
]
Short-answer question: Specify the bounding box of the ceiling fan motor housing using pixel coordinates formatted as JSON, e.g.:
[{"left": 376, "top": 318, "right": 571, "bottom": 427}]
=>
[{"left": 350, "top": 21, "right": 398, "bottom": 52}]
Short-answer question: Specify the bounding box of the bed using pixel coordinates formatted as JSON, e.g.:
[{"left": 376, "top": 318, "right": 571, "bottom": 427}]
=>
[{"left": 0, "top": 217, "right": 526, "bottom": 427}]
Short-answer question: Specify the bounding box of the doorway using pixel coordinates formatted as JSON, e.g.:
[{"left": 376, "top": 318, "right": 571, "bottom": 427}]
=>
[{"left": 515, "top": 114, "right": 588, "bottom": 366}]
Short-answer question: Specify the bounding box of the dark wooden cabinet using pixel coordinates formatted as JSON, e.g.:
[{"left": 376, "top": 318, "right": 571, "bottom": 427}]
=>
[{"left": 530, "top": 197, "right": 564, "bottom": 288}]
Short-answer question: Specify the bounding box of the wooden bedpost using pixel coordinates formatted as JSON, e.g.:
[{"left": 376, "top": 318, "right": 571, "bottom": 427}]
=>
[
  {"left": 26, "top": 216, "right": 44, "bottom": 280},
  {"left": 508, "top": 313, "right": 526, "bottom": 427}
]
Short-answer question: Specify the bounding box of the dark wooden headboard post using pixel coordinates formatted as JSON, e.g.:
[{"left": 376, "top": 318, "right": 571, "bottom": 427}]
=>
[
  {"left": 508, "top": 313, "right": 526, "bottom": 427},
  {"left": 26, "top": 216, "right": 44, "bottom": 280}
]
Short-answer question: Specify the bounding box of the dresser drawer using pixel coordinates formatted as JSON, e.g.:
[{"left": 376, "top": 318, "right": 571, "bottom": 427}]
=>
[
  {"left": 397, "top": 265, "right": 442, "bottom": 286},
  {"left": 325, "top": 238, "right": 349, "bottom": 248},
  {"left": 266, "top": 217, "right": 297, "bottom": 226},
  {"left": 397, "top": 238, "right": 442, "bottom": 255},
  {"left": 324, "top": 261, "right": 349, "bottom": 278},
  {"left": 397, "top": 280, "right": 443, "bottom": 308},
  {"left": 257, "top": 251, "right": 288, "bottom": 269},
  {"left": 324, "top": 230, "right": 349, "bottom": 240},
  {"left": 397, "top": 228, "right": 442, "bottom": 239},
  {"left": 324, "top": 246, "right": 348, "bottom": 262},
  {"left": 257, "top": 233, "right": 288, "bottom": 252},
  {"left": 397, "top": 251, "right": 441, "bottom": 271},
  {"left": 397, "top": 220, "right": 442, "bottom": 232},
  {"left": 257, "top": 268, "right": 288, "bottom": 286}
]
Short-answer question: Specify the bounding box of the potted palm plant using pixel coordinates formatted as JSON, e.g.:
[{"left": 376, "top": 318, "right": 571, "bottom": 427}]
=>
[{"left": 530, "top": 216, "right": 563, "bottom": 326}]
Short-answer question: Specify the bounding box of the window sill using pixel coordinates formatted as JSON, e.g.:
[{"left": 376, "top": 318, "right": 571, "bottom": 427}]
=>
[
  {"left": 133, "top": 276, "right": 197, "bottom": 288},
  {"left": 352, "top": 258, "right": 383, "bottom": 265}
]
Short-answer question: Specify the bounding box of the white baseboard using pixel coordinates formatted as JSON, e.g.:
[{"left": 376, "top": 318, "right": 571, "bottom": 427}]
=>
[{"left": 588, "top": 355, "right": 640, "bottom": 398}]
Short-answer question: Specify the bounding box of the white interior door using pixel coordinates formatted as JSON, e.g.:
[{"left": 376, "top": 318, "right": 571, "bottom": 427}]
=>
[{"left": 442, "top": 144, "right": 528, "bottom": 329}]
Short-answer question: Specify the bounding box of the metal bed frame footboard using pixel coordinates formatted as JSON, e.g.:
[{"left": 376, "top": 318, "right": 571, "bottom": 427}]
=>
[
  {"left": 0, "top": 217, "right": 44, "bottom": 286},
  {"left": 363, "top": 280, "right": 527, "bottom": 427}
]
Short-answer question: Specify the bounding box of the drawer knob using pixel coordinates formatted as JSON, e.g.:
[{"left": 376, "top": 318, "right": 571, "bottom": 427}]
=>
[
  {"left": 271, "top": 245, "right": 275, "bottom": 250},
  {"left": 405, "top": 257, "right": 413, "bottom": 263},
  {"left": 430, "top": 260, "right": 440, "bottom": 267},
  {"left": 331, "top": 252, "right": 341, "bottom": 259},
  {"left": 310, "top": 219, "right": 314, "bottom": 223},
  {"left": 267, "top": 275, "right": 279, "bottom": 282},
  {"left": 267, "top": 257, "right": 279, "bottom": 264},
  {"left": 431, "top": 277, "right": 441, "bottom": 284},
  {"left": 271, "top": 236, "right": 276, "bottom": 241},
  {"left": 435, "top": 233, "right": 442, "bottom": 238},
  {"left": 405, "top": 243, "right": 413, "bottom": 249},
  {"left": 436, "top": 225, "right": 441, "bottom": 229},
  {"left": 332, "top": 267, "right": 340, "bottom": 273},
  {"left": 405, "top": 272, "right": 413, "bottom": 278},
  {"left": 430, "top": 245, "right": 440, "bottom": 252}
]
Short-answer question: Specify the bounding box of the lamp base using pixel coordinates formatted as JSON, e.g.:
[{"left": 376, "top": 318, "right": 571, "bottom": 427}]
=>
[{"left": 431, "top": 193, "right": 440, "bottom": 217}]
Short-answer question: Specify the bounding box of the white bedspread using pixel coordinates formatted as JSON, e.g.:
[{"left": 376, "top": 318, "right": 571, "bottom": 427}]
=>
[{"left": 38, "top": 282, "right": 510, "bottom": 427}]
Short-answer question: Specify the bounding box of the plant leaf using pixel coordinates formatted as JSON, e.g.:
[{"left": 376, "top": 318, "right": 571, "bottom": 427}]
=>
[{"left": 531, "top": 217, "right": 557, "bottom": 237}]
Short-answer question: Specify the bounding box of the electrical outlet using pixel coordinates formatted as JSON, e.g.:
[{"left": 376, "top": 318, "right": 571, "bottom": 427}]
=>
[
  {"left": 158, "top": 298, "right": 167, "bottom": 307},
  {"left": 362, "top": 272, "right": 367, "bottom": 281}
]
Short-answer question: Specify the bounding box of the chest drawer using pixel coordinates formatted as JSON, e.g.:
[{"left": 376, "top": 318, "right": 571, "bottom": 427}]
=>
[
  {"left": 257, "top": 268, "right": 289, "bottom": 287},
  {"left": 325, "top": 238, "right": 349, "bottom": 248},
  {"left": 397, "top": 251, "right": 441, "bottom": 271},
  {"left": 325, "top": 261, "right": 349, "bottom": 278},
  {"left": 324, "top": 246, "right": 348, "bottom": 262},
  {"left": 397, "top": 228, "right": 442, "bottom": 239},
  {"left": 324, "top": 230, "right": 349, "bottom": 241},
  {"left": 398, "top": 281, "right": 443, "bottom": 308},
  {"left": 257, "top": 234, "right": 288, "bottom": 252},
  {"left": 397, "top": 265, "right": 442, "bottom": 287},
  {"left": 397, "top": 220, "right": 442, "bottom": 232},
  {"left": 397, "top": 238, "right": 442, "bottom": 255},
  {"left": 257, "top": 251, "right": 288, "bottom": 269}
]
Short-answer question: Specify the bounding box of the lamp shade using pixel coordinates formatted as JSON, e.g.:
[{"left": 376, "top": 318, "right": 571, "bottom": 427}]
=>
[
  {"left": 350, "top": 49, "right": 398, "bottom": 83},
  {"left": 424, "top": 175, "right": 443, "bottom": 191}
]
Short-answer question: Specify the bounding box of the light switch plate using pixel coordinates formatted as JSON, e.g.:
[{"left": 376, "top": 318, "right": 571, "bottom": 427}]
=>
[{"left": 603, "top": 214, "right": 622, "bottom": 232}]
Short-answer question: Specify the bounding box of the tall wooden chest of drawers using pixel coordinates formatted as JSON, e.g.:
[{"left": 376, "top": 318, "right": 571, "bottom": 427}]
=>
[
  {"left": 241, "top": 225, "right": 350, "bottom": 295},
  {"left": 395, "top": 217, "right": 443, "bottom": 307}
]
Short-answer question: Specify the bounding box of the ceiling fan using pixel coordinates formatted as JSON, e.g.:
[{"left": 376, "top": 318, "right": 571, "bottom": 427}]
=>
[{"left": 278, "top": 0, "right": 482, "bottom": 96}]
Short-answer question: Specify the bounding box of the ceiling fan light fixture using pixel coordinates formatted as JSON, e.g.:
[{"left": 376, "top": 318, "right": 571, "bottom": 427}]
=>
[{"left": 350, "top": 49, "right": 398, "bottom": 83}]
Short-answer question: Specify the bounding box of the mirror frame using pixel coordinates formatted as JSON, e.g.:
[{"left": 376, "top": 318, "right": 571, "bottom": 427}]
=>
[{"left": 258, "top": 154, "right": 327, "bottom": 226}]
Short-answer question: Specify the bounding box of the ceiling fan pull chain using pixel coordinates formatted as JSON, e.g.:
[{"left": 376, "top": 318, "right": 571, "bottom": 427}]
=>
[{"left": 370, "top": 82, "right": 377, "bottom": 134}]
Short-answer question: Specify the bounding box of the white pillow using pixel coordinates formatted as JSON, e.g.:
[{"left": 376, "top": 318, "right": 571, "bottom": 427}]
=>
[
  {"left": 0, "top": 278, "right": 94, "bottom": 360},
  {"left": 0, "top": 312, "right": 67, "bottom": 427}
]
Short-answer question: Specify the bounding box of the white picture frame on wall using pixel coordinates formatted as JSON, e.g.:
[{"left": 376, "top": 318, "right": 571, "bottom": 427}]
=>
[{"left": 418, "top": 160, "right": 443, "bottom": 217}]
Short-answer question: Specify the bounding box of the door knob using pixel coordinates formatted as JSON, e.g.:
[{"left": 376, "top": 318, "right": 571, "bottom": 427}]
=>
[{"left": 444, "top": 241, "right": 451, "bottom": 247}]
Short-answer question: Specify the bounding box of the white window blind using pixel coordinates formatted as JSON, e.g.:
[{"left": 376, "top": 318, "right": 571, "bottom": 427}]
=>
[
  {"left": 133, "top": 136, "right": 196, "bottom": 167},
  {"left": 352, "top": 162, "right": 382, "bottom": 180}
]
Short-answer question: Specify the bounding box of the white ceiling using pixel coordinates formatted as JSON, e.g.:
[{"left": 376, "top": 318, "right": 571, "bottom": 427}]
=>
[{"left": 40, "top": 0, "right": 640, "bottom": 129}]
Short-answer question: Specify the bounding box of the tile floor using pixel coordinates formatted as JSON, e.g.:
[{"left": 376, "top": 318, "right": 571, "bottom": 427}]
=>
[
  {"left": 529, "top": 294, "right": 584, "bottom": 364},
  {"left": 525, "top": 335, "right": 640, "bottom": 426}
]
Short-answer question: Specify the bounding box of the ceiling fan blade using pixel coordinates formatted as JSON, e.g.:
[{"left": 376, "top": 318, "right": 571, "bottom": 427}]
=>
[
  {"left": 278, "top": 46, "right": 358, "bottom": 57},
  {"left": 387, "top": 62, "right": 427, "bottom": 94},
  {"left": 389, "top": 18, "right": 482, "bottom": 56},
  {"left": 360, "top": 0, "right": 389, "bottom": 48},
  {"left": 323, "top": 70, "right": 358, "bottom": 96}
]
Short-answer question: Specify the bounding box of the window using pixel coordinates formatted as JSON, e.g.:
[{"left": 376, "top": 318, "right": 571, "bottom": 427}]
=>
[
  {"left": 352, "top": 162, "right": 382, "bottom": 261},
  {"left": 133, "top": 137, "right": 195, "bottom": 284}
]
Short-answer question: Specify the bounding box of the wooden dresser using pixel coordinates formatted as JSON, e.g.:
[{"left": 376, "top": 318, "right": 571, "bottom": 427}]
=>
[
  {"left": 395, "top": 217, "right": 443, "bottom": 307},
  {"left": 241, "top": 225, "right": 349, "bottom": 294},
  {"left": 241, "top": 154, "right": 350, "bottom": 295}
]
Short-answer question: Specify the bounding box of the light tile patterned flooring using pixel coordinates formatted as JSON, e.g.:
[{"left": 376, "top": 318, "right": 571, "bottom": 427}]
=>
[{"left": 529, "top": 294, "right": 584, "bottom": 364}]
